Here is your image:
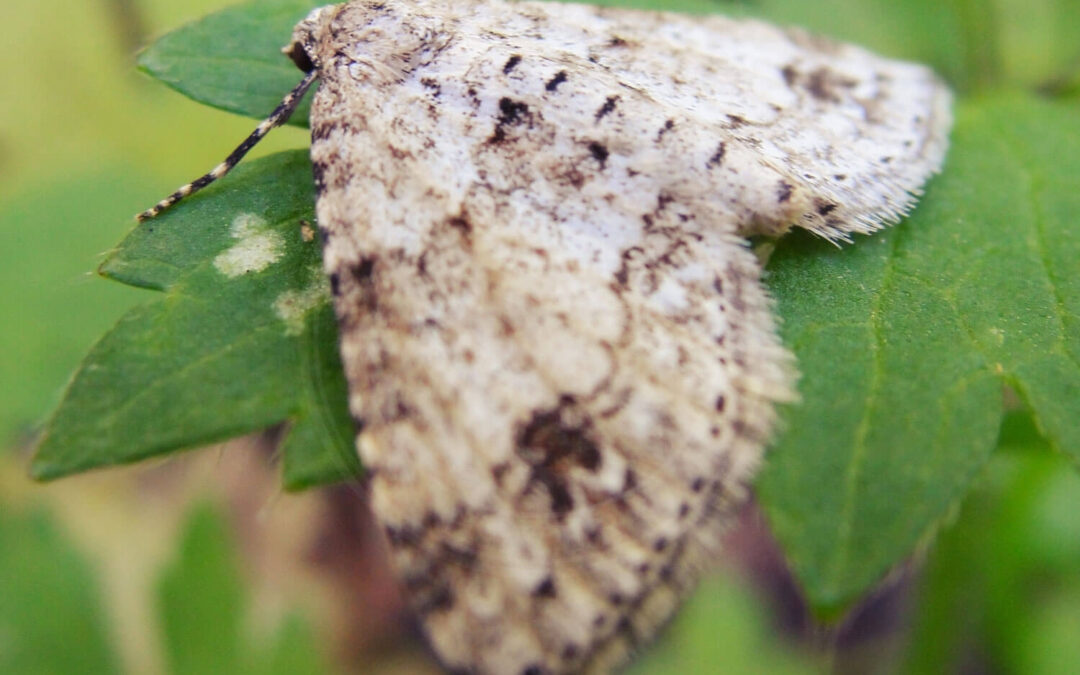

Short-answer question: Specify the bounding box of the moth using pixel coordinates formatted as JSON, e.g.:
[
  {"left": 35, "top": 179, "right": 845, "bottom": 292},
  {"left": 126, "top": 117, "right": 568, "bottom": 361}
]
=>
[{"left": 139, "top": 1, "right": 951, "bottom": 672}]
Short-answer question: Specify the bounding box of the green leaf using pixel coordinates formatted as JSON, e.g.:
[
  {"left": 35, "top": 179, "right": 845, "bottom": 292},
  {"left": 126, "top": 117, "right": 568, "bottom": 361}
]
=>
[
  {"left": 158, "top": 503, "right": 246, "bottom": 675},
  {"left": 629, "top": 576, "right": 816, "bottom": 675},
  {"left": 137, "top": 0, "right": 323, "bottom": 125},
  {"left": 31, "top": 150, "right": 359, "bottom": 490},
  {"left": 0, "top": 508, "right": 121, "bottom": 675},
  {"left": 158, "top": 502, "right": 328, "bottom": 675},
  {"left": 901, "top": 437, "right": 1080, "bottom": 674},
  {"left": 257, "top": 614, "right": 327, "bottom": 675},
  {"left": 758, "top": 95, "right": 1080, "bottom": 612}
]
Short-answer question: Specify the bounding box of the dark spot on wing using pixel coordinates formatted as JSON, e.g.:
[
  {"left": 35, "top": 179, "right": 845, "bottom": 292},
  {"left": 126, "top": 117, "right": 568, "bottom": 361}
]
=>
[
  {"left": 503, "top": 54, "right": 522, "bottom": 73},
  {"left": 706, "top": 141, "right": 727, "bottom": 168},
  {"left": 546, "top": 70, "right": 568, "bottom": 91},
  {"left": 777, "top": 181, "right": 794, "bottom": 203},
  {"left": 517, "top": 401, "right": 602, "bottom": 519},
  {"left": 782, "top": 64, "right": 856, "bottom": 103},
  {"left": 489, "top": 97, "right": 531, "bottom": 143},
  {"left": 311, "top": 160, "right": 326, "bottom": 192},
  {"left": 499, "top": 97, "right": 529, "bottom": 123},
  {"left": 420, "top": 77, "right": 441, "bottom": 96},
  {"left": 587, "top": 141, "right": 609, "bottom": 168},
  {"left": 656, "top": 118, "right": 675, "bottom": 141},
  {"left": 447, "top": 214, "right": 472, "bottom": 237},
  {"left": 492, "top": 461, "right": 510, "bottom": 485},
  {"left": 816, "top": 200, "right": 838, "bottom": 215},
  {"left": 532, "top": 576, "right": 557, "bottom": 598},
  {"left": 345, "top": 256, "right": 378, "bottom": 313},
  {"left": 595, "top": 95, "right": 619, "bottom": 121}
]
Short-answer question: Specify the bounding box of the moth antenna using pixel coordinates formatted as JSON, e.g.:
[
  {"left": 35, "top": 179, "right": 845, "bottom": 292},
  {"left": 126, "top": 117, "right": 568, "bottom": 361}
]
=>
[{"left": 136, "top": 70, "right": 318, "bottom": 222}]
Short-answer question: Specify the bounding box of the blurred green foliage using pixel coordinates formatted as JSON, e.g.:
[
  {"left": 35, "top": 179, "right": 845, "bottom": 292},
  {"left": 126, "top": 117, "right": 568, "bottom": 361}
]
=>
[
  {"left": 157, "top": 503, "right": 326, "bottom": 675},
  {"left": 0, "top": 507, "right": 120, "bottom": 674}
]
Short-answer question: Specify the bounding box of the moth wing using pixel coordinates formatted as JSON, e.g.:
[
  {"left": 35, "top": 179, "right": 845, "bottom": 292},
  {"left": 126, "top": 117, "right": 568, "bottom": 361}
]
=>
[
  {"left": 468, "top": 0, "right": 953, "bottom": 240},
  {"left": 294, "top": 0, "right": 950, "bottom": 671},
  {"left": 304, "top": 14, "right": 794, "bottom": 673}
]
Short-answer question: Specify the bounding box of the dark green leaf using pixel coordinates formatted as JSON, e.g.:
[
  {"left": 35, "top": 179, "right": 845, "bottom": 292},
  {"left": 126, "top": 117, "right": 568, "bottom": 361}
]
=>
[
  {"left": 137, "top": 0, "right": 323, "bottom": 125},
  {"left": 31, "top": 151, "right": 359, "bottom": 490},
  {"left": 759, "top": 95, "right": 1080, "bottom": 612}
]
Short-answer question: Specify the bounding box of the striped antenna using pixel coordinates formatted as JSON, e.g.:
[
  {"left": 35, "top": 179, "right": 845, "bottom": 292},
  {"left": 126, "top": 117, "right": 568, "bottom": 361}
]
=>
[{"left": 136, "top": 70, "right": 318, "bottom": 222}]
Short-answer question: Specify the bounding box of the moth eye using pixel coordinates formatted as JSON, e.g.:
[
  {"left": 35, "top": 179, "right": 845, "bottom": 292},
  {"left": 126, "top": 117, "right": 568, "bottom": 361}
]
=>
[{"left": 285, "top": 42, "right": 315, "bottom": 73}]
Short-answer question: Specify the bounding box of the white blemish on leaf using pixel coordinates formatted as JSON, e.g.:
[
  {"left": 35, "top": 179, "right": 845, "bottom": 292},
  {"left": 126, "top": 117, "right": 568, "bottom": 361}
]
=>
[
  {"left": 273, "top": 270, "right": 330, "bottom": 335},
  {"left": 213, "top": 213, "right": 285, "bottom": 277}
]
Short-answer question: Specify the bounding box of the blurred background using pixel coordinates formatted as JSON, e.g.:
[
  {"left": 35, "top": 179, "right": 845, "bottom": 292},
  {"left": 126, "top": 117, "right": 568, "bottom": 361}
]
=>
[{"left": 3, "top": 0, "right": 1079, "bottom": 673}]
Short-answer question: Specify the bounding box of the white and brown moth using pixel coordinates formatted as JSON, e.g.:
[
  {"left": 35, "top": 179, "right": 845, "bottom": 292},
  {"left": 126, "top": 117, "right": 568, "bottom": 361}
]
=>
[{"left": 140, "top": 0, "right": 951, "bottom": 672}]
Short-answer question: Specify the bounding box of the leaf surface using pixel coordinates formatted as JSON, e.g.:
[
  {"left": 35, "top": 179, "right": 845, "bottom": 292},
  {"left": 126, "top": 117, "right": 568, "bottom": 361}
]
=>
[
  {"left": 32, "top": 151, "right": 359, "bottom": 490},
  {"left": 759, "top": 96, "right": 1080, "bottom": 610},
  {"left": 137, "top": 0, "right": 323, "bottom": 125},
  {"left": 158, "top": 503, "right": 327, "bottom": 675}
]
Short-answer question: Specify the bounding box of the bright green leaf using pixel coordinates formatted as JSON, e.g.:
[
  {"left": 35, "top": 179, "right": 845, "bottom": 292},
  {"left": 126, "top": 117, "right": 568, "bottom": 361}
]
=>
[
  {"left": 258, "top": 614, "right": 327, "bottom": 675},
  {"left": 158, "top": 502, "right": 328, "bottom": 675},
  {"left": 31, "top": 151, "right": 359, "bottom": 490},
  {"left": 629, "top": 575, "right": 816, "bottom": 675},
  {"left": 158, "top": 503, "right": 246, "bottom": 675},
  {"left": 758, "top": 95, "right": 1080, "bottom": 612},
  {"left": 137, "top": 0, "right": 323, "bottom": 125},
  {"left": 901, "top": 435, "right": 1080, "bottom": 674}
]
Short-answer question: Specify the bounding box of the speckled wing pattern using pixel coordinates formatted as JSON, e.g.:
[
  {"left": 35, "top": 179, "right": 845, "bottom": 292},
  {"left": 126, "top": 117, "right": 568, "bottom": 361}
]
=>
[{"left": 287, "top": 1, "right": 950, "bottom": 673}]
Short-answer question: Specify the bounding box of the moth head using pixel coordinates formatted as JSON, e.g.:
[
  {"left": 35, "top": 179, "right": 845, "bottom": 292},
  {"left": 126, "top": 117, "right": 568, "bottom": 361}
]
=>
[
  {"left": 284, "top": 4, "right": 336, "bottom": 73},
  {"left": 285, "top": 1, "right": 453, "bottom": 82}
]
